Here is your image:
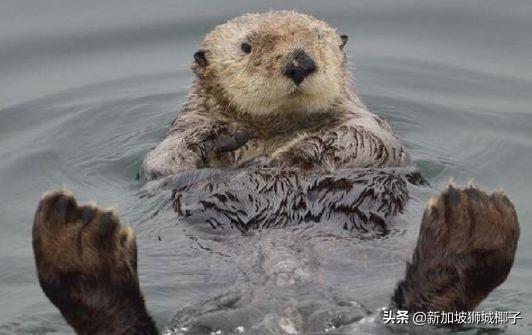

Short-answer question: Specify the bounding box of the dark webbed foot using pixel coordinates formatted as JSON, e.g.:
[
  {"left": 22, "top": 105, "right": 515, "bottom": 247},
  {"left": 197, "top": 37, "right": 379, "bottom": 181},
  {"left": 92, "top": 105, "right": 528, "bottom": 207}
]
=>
[
  {"left": 219, "top": 129, "right": 251, "bottom": 153},
  {"left": 33, "top": 190, "right": 157, "bottom": 335},
  {"left": 393, "top": 185, "right": 519, "bottom": 312},
  {"left": 193, "top": 127, "right": 251, "bottom": 155}
]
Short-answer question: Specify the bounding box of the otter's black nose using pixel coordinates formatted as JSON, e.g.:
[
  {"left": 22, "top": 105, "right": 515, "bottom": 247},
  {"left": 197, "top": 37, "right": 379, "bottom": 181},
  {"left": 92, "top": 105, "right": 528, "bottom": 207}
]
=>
[{"left": 283, "top": 49, "right": 317, "bottom": 85}]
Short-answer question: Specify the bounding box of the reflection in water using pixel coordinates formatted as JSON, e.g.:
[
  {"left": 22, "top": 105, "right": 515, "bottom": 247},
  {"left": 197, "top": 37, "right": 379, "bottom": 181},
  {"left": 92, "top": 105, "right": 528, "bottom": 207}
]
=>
[{"left": 1, "top": 1, "right": 532, "bottom": 334}]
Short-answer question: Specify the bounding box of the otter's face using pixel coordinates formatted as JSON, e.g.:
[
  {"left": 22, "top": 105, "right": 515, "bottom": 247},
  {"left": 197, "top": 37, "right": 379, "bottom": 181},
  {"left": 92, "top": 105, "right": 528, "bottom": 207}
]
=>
[{"left": 193, "top": 12, "right": 349, "bottom": 115}]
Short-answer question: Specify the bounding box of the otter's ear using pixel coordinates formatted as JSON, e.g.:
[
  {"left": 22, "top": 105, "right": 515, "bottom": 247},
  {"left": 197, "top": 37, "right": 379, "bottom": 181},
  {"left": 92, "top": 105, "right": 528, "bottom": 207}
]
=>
[
  {"left": 193, "top": 50, "right": 208, "bottom": 67},
  {"left": 340, "top": 35, "right": 348, "bottom": 50}
]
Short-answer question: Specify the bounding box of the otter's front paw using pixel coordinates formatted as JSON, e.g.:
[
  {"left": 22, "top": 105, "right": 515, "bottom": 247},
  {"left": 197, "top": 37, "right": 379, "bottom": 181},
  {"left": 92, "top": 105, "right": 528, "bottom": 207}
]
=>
[
  {"left": 32, "top": 190, "right": 155, "bottom": 334},
  {"left": 218, "top": 129, "right": 251, "bottom": 153},
  {"left": 393, "top": 185, "right": 519, "bottom": 312}
]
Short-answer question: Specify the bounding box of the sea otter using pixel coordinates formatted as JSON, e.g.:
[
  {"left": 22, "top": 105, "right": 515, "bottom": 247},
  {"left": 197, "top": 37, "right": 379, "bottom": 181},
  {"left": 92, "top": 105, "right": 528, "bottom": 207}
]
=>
[
  {"left": 32, "top": 11, "right": 519, "bottom": 335},
  {"left": 141, "top": 11, "right": 409, "bottom": 180}
]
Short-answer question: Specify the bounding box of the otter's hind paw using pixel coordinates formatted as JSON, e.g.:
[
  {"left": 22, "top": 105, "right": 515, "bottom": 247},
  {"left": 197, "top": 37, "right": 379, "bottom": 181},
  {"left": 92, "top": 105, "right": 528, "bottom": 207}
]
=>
[
  {"left": 393, "top": 185, "right": 519, "bottom": 312},
  {"left": 32, "top": 190, "right": 156, "bottom": 334}
]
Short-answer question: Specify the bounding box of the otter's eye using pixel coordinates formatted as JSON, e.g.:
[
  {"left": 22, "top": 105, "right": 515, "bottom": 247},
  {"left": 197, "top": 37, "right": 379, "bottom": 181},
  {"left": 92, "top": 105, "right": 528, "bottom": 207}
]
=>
[{"left": 241, "top": 42, "right": 252, "bottom": 54}]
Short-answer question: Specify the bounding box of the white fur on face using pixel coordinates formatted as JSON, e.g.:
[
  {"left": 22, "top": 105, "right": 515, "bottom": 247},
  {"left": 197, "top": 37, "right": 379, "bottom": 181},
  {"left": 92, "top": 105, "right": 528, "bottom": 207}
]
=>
[{"left": 202, "top": 11, "right": 347, "bottom": 115}]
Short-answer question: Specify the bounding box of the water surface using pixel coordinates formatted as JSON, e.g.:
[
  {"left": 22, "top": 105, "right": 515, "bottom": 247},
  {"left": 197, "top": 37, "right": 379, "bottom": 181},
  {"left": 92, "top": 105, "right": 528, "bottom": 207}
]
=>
[{"left": 0, "top": 0, "right": 531, "bottom": 333}]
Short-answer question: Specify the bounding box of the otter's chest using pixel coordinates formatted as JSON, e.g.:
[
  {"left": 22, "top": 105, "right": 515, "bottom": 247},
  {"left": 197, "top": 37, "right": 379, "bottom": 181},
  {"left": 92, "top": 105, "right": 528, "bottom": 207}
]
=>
[{"left": 214, "top": 111, "right": 341, "bottom": 167}]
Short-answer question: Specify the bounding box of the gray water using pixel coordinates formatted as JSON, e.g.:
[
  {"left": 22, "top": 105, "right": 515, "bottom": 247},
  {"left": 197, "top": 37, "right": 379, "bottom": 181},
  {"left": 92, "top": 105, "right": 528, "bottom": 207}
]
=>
[{"left": 1, "top": 0, "right": 531, "bottom": 334}]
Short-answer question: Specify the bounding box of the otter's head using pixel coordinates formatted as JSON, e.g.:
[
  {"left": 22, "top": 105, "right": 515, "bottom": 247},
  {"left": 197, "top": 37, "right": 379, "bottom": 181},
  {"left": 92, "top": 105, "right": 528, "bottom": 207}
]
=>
[{"left": 192, "top": 11, "right": 349, "bottom": 115}]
